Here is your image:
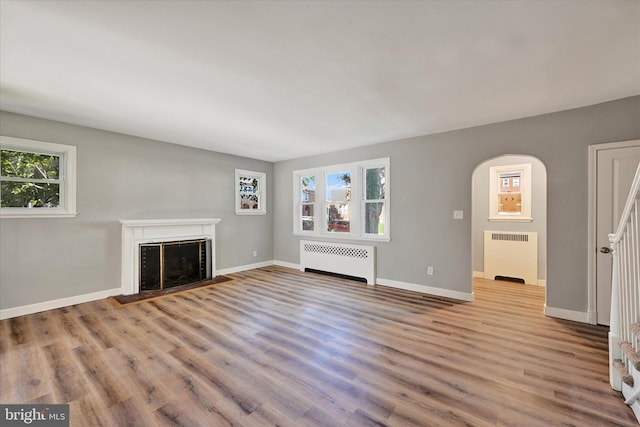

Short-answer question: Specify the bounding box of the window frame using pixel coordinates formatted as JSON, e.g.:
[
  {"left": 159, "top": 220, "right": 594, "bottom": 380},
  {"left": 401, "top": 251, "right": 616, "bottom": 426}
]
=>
[
  {"left": 1, "top": 136, "right": 77, "bottom": 219},
  {"left": 488, "top": 163, "right": 532, "bottom": 222},
  {"left": 293, "top": 157, "right": 390, "bottom": 241},
  {"left": 234, "top": 169, "right": 267, "bottom": 215}
]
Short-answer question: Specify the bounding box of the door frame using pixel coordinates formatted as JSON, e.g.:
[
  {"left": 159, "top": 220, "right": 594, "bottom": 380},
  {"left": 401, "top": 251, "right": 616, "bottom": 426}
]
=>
[{"left": 587, "top": 139, "right": 640, "bottom": 325}]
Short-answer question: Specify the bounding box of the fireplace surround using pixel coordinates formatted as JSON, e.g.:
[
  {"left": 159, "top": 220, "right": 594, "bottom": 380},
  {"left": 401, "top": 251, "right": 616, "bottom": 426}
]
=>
[{"left": 120, "top": 218, "right": 221, "bottom": 295}]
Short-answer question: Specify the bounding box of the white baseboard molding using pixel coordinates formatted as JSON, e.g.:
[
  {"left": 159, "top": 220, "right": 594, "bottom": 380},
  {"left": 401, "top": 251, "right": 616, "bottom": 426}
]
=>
[
  {"left": 377, "top": 277, "right": 474, "bottom": 302},
  {"left": 274, "top": 260, "right": 300, "bottom": 270},
  {"left": 476, "top": 270, "right": 546, "bottom": 287},
  {"left": 217, "top": 260, "right": 275, "bottom": 276},
  {"left": 0, "top": 288, "right": 122, "bottom": 320},
  {"left": 544, "top": 304, "right": 590, "bottom": 323}
]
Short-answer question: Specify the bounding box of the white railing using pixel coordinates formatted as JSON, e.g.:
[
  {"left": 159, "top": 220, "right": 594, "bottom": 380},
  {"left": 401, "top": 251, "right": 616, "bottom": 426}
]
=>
[{"left": 610, "top": 163, "right": 640, "bottom": 391}]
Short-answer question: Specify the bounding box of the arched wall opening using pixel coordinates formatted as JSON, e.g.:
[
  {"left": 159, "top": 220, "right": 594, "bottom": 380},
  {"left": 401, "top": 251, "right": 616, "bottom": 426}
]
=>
[{"left": 471, "top": 154, "right": 547, "bottom": 302}]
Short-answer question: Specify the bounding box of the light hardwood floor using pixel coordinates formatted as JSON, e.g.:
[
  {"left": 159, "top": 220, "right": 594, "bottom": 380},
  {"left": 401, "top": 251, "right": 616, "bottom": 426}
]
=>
[{"left": 1, "top": 266, "right": 636, "bottom": 426}]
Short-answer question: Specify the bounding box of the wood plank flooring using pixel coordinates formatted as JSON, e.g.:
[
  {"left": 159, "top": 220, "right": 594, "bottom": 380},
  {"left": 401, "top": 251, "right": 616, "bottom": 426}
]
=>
[{"left": 1, "top": 266, "right": 636, "bottom": 426}]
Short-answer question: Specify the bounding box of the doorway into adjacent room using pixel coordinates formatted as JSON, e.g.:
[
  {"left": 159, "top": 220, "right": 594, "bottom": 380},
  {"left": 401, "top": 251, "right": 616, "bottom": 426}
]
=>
[{"left": 471, "top": 155, "right": 547, "bottom": 309}]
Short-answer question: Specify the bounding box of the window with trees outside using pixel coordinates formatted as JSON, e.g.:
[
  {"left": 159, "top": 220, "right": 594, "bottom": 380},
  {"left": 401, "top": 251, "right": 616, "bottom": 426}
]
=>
[
  {"left": 293, "top": 158, "right": 389, "bottom": 240},
  {"left": 0, "top": 136, "right": 77, "bottom": 218}
]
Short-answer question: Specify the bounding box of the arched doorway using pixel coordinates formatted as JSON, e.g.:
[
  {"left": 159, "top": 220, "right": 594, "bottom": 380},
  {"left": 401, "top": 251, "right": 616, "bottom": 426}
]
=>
[{"left": 471, "top": 155, "right": 547, "bottom": 306}]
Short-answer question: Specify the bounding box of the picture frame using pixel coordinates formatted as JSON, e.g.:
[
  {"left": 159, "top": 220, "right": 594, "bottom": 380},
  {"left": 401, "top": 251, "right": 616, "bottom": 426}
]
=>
[{"left": 235, "top": 169, "right": 267, "bottom": 215}]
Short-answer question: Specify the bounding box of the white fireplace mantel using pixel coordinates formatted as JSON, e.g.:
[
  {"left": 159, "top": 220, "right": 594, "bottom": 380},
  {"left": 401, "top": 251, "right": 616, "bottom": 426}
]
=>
[{"left": 120, "top": 218, "right": 221, "bottom": 295}]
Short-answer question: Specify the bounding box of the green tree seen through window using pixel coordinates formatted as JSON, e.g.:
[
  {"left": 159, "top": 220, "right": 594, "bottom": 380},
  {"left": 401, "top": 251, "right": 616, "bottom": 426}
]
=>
[{"left": 0, "top": 149, "right": 61, "bottom": 208}]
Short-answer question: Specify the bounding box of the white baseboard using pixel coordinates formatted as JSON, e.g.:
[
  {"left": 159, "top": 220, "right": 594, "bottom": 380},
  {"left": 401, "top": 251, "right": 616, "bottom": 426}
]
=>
[
  {"left": 544, "top": 304, "right": 590, "bottom": 323},
  {"left": 377, "top": 277, "right": 474, "bottom": 302},
  {"left": 273, "top": 260, "right": 300, "bottom": 270},
  {"left": 475, "top": 270, "right": 546, "bottom": 287},
  {"left": 217, "top": 260, "right": 275, "bottom": 276},
  {"left": 0, "top": 288, "right": 122, "bottom": 320}
]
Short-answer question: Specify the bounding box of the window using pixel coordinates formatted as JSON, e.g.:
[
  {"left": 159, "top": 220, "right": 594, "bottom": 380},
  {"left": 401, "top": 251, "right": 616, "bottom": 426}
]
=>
[
  {"left": 1, "top": 136, "right": 77, "bottom": 218},
  {"left": 235, "top": 169, "right": 266, "bottom": 215},
  {"left": 489, "top": 163, "right": 531, "bottom": 222},
  {"left": 293, "top": 158, "right": 389, "bottom": 240}
]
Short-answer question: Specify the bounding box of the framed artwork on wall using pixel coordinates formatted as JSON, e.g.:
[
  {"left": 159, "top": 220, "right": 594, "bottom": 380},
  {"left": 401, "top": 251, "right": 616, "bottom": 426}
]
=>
[{"left": 235, "top": 169, "right": 266, "bottom": 215}]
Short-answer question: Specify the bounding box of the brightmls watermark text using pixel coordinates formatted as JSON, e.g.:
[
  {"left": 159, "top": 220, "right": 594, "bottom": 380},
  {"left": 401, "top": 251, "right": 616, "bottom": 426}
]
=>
[{"left": 1, "top": 405, "right": 69, "bottom": 426}]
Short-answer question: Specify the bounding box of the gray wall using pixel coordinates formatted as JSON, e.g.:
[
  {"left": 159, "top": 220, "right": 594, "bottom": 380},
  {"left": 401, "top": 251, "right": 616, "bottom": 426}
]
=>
[
  {"left": 274, "top": 96, "right": 640, "bottom": 313},
  {"left": 0, "top": 111, "right": 273, "bottom": 310},
  {"left": 472, "top": 155, "right": 547, "bottom": 281}
]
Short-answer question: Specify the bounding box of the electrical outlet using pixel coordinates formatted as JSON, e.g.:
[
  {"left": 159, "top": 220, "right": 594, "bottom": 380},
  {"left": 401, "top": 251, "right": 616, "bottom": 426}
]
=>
[
  {"left": 252, "top": 250, "right": 257, "bottom": 257},
  {"left": 453, "top": 210, "right": 464, "bottom": 220},
  {"left": 427, "top": 266, "right": 434, "bottom": 275}
]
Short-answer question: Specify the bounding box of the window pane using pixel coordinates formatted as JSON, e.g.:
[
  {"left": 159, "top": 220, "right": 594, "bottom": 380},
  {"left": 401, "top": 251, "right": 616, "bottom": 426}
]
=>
[
  {"left": 364, "top": 202, "right": 384, "bottom": 234},
  {"left": 365, "top": 167, "right": 385, "bottom": 200},
  {"left": 301, "top": 175, "right": 315, "bottom": 202},
  {"left": 326, "top": 204, "right": 350, "bottom": 232},
  {"left": 239, "top": 175, "right": 259, "bottom": 210},
  {"left": 326, "top": 172, "right": 350, "bottom": 202},
  {"left": 1, "top": 149, "right": 60, "bottom": 179},
  {"left": 499, "top": 172, "right": 521, "bottom": 193},
  {"left": 301, "top": 204, "right": 314, "bottom": 231},
  {"left": 1, "top": 181, "right": 60, "bottom": 208},
  {"left": 498, "top": 193, "right": 522, "bottom": 214}
]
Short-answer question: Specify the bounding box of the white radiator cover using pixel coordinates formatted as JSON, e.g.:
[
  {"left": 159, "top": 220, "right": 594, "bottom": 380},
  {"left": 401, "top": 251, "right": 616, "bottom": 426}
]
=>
[
  {"left": 300, "top": 240, "right": 376, "bottom": 285},
  {"left": 483, "top": 231, "right": 538, "bottom": 285}
]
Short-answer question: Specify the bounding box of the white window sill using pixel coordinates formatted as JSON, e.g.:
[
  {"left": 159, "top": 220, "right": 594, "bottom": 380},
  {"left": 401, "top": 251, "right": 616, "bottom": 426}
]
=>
[
  {"left": 1, "top": 210, "right": 78, "bottom": 219},
  {"left": 488, "top": 216, "right": 533, "bottom": 223},
  {"left": 294, "top": 231, "right": 390, "bottom": 242}
]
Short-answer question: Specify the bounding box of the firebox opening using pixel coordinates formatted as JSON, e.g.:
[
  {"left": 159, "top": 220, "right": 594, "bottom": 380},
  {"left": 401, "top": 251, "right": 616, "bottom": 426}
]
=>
[{"left": 140, "top": 239, "right": 211, "bottom": 292}]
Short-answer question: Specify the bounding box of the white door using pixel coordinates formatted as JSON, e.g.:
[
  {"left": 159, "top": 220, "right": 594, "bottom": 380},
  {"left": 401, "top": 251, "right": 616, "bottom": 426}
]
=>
[{"left": 596, "top": 142, "right": 640, "bottom": 325}]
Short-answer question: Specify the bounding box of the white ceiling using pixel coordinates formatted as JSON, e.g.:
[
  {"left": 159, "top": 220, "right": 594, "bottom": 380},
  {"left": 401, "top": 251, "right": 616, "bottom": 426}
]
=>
[{"left": 1, "top": 1, "right": 639, "bottom": 162}]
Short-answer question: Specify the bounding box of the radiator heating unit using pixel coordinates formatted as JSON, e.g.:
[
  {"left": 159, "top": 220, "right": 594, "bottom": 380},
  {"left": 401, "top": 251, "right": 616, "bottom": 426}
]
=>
[
  {"left": 483, "top": 231, "right": 538, "bottom": 285},
  {"left": 300, "top": 240, "right": 376, "bottom": 284}
]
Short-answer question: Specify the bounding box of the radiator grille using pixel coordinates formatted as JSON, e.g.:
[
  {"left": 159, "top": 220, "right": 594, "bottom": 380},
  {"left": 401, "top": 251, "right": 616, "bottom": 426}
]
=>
[
  {"left": 303, "top": 243, "right": 369, "bottom": 259},
  {"left": 491, "top": 233, "right": 529, "bottom": 242},
  {"left": 300, "top": 240, "right": 375, "bottom": 284}
]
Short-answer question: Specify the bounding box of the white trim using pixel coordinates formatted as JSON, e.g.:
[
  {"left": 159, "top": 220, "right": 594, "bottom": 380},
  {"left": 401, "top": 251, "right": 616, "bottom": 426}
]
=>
[
  {"left": 235, "top": 169, "right": 267, "bottom": 215},
  {"left": 0, "top": 288, "right": 121, "bottom": 320},
  {"left": 488, "top": 163, "right": 532, "bottom": 222},
  {"left": 0, "top": 136, "right": 77, "bottom": 218},
  {"left": 473, "top": 270, "right": 484, "bottom": 278},
  {"left": 537, "top": 279, "right": 547, "bottom": 287},
  {"left": 119, "top": 218, "right": 221, "bottom": 295},
  {"left": 544, "top": 304, "right": 590, "bottom": 323},
  {"left": 217, "top": 260, "right": 274, "bottom": 275},
  {"left": 587, "top": 139, "right": 640, "bottom": 325},
  {"left": 293, "top": 157, "right": 390, "bottom": 241},
  {"left": 377, "top": 277, "right": 474, "bottom": 302},
  {"left": 274, "top": 260, "right": 300, "bottom": 270}
]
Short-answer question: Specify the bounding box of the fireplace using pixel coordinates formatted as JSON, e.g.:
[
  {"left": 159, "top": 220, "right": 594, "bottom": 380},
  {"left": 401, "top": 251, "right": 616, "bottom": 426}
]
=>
[
  {"left": 120, "top": 218, "right": 221, "bottom": 295},
  {"left": 140, "top": 239, "right": 212, "bottom": 291}
]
